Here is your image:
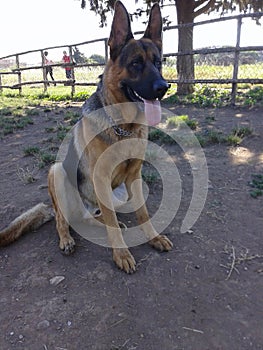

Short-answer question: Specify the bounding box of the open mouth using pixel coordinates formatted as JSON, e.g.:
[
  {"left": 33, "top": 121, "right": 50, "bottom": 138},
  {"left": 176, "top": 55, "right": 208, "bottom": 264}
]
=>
[
  {"left": 122, "top": 84, "right": 144, "bottom": 103},
  {"left": 122, "top": 84, "right": 162, "bottom": 126}
]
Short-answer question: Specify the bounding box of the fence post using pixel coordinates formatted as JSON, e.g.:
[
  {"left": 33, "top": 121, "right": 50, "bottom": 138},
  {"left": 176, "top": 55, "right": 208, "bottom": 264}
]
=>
[
  {"left": 69, "top": 46, "right": 75, "bottom": 98},
  {"left": 41, "top": 50, "right": 48, "bottom": 93},
  {"left": 104, "top": 38, "right": 108, "bottom": 63},
  {"left": 16, "top": 54, "right": 22, "bottom": 95},
  {"left": 231, "top": 16, "right": 242, "bottom": 105}
]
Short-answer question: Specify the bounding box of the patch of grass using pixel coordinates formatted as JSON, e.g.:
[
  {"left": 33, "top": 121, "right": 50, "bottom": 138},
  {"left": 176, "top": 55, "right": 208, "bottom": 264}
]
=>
[
  {"left": 205, "top": 130, "right": 225, "bottom": 144},
  {"left": 0, "top": 107, "right": 12, "bottom": 116},
  {"left": 167, "top": 115, "right": 198, "bottom": 130},
  {"left": 38, "top": 152, "right": 56, "bottom": 168},
  {"left": 205, "top": 116, "right": 216, "bottom": 123},
  {"left": 56, "top": 124, "right": 72, "bottom": 141},
  {"left": 243, "top": 86, "right": 263, "bottom": 106},
  {"left": 64, "top": 111, "right": 81, "bottom": 126},
  {"left": 72, "top": 91, "right": 92, "bottom": 102},
  {"left": 231, "top": 126, "right": 253, "bottom": 138},
  {"left": 23, "top": 146, "right": 41, "bottom": 156},
  {"left": 25, "top": 108, "right": 40, "bottom": 116},
  {"left": 45, "top": 126, "right": 56, "bottom": 133},
  {"left": 225, "top": 134, "right": 243, "bottom": 146},
  {"left": 0, "top": 114, "right": 34, "bottom": 137},
  {"left": 248, "top": 174, "right": 263, "bottom": 198},
  {"left": 23, "top": 145, "right": 56, "bottom": 168},
  {"left": 164, "top": 85, "right": 231, "bottom": 107},
  {"left": 148, "top": 128, "right": 177, "bottom": 145},
  {"left": 142, "top": 168, "right": 160, "bottom": 184},
  {"left": 226, "top": 126, "right": 253, "bottom": 146},
  {"left": 197, "top": 126, "right": 253, "bottom": 147}
]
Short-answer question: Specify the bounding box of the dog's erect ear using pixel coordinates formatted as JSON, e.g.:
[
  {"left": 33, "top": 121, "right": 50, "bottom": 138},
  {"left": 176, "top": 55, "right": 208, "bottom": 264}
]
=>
[
  {"left": 143, "top": 3, "right": 163, "bottom": 52},
  {"left": 108, "top": 1, "right": 134, "bottom": 61}
]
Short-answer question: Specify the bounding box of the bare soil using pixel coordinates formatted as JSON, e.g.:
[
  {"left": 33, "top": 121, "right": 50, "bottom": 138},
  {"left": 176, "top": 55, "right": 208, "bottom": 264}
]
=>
[{"left": 0, "top": 101, "right": 262, "bottom": 350}]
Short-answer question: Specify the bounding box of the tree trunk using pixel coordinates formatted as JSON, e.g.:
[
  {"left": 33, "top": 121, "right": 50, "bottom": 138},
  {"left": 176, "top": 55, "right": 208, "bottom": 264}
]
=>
[{"left": 175, "top": 0, "right": 195, "bottom": 95}]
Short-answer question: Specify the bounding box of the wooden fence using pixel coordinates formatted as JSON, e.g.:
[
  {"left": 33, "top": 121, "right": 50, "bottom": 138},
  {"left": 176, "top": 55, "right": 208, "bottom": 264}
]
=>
[{"left": 0, "top": 12, "right": 263, "bottom": 104}]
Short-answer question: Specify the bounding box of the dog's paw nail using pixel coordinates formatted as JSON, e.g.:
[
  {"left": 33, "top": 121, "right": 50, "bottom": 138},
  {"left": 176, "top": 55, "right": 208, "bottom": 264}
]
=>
[
  {"left": 150, "top": 235, "right": 173, "bottom": 252},
  {"left": 113, "top": 248, "right": 136, "bottom": 274},
  {"left": 60, "top": 238, "right": 75, "bottom": 255}
]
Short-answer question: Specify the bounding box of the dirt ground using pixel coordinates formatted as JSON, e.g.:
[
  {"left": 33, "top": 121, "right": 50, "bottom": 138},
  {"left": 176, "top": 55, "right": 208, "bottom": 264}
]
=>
[{"left": 0, "top": 101, "right": 262, "bottom": 350}]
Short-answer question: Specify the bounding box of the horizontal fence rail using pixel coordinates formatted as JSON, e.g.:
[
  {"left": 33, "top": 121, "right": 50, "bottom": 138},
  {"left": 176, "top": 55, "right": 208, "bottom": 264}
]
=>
[{"left": 0, "top": 12, "right": 263, "bottom": 104}]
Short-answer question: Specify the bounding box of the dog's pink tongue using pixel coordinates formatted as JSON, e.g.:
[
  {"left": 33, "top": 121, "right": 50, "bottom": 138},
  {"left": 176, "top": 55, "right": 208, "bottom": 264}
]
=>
[{"left": 143, "top": 99, "right": 161, "bottom": 126}]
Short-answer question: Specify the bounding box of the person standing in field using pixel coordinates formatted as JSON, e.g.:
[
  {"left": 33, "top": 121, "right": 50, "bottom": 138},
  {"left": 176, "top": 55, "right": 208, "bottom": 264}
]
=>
[
  {"left": 43, "top": 51, "right": 56, "bottom": 86},
  {"left": 62, "top": 50, "right": 73, "bottom": 79}
]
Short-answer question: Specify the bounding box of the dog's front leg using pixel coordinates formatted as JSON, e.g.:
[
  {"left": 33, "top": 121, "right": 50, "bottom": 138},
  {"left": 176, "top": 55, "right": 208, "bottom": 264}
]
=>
[
  {"left": 95, "top": 179, "right": 136, "bottom": 273},
  {"left": 125, "top": 173, "right": 173, "bottom": 252}
]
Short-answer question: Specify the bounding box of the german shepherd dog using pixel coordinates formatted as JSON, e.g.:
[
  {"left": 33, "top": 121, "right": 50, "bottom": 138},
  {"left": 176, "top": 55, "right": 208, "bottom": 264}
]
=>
[{"left": 0, "top": 1, "right": 172, "bottom": 273}]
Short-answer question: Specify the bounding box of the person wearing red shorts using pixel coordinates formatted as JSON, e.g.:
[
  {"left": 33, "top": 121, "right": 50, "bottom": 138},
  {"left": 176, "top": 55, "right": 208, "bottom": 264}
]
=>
[{"left": 62, "top": 51, "right": 72, "bottom": 79}]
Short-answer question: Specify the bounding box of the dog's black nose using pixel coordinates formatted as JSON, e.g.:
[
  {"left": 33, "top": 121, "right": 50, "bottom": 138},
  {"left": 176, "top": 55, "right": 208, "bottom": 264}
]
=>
[{"left": 153, "top": 80, "right": 170, "bottom": 99}]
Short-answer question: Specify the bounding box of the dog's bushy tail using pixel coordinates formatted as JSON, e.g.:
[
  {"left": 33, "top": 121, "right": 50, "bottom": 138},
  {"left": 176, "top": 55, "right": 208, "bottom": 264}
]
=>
[{"left": 0, "top": 203, "right": 53, "bottom": 246}]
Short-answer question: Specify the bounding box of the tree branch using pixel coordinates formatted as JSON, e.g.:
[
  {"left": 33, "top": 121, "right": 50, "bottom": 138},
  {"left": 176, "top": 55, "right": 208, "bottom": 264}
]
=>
[
  {"left": 194, "top": 0, "right": 209, "bottom": 9},
  {"left": 194, "top": 0, "right": 216, "bottom": 18}
]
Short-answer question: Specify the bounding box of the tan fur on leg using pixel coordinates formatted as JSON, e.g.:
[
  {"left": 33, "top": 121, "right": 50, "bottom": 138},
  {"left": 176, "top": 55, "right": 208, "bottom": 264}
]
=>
[{"left": 0, "top": 203, "right": 53, "bottom": 246}]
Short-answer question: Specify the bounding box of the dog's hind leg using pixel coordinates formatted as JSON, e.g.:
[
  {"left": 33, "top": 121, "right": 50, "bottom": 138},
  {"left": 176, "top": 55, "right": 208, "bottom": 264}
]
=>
[{"left": 48, "top": 164, "right": 75, "bottom": 255}]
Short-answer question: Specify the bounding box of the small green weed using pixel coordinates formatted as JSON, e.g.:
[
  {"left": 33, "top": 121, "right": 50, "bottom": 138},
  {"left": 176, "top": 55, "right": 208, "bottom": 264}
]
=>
[
  {"left": 167, "top": 115, "right": 198, "bottom": 130},
  {"left": 205, "top": 130, "right": 224, "bottom": 144},
  {"left": 226, "top": 126, "right": 253, "bottom": 145},
  {"left": 64, "top": 111, "right": 81, "bottom": 126},
  {"left": 24, "top": 145, "right": 56, "bottom": 168},
  {"left": 142, "top": 169, "right": 160, "bottom": 184},
  {"left": 164, "top": 85, "right": 230, "bottom": 107},
  {"left": 25, "top": 108, "right": 40, "bottom": 116},
  {"left": 231, "top": 126, "right": 253, "bottom": 138},
  {"left": 45, "top": 126, "right": 56, "bottom": 133},
  {"left": 23, "top": 146, "right": 40, "bottom": 156},
  {"left": 38, "top": 152, "right": 56, "bottom": 168},
  {"left": 248, "top": 174, "right": 263, "bottom": 198},
  {"left": 57, "top": 124, "right": 71, "bottom": 141},
  {"left": 0, "top": 114, "right": 34, "bottom": 137},
  {"left": 244, "top": 86, "right": 263, "bottom": 106},
  {"left": 148, "top": 128, "right": 176, "bottom": 144}
]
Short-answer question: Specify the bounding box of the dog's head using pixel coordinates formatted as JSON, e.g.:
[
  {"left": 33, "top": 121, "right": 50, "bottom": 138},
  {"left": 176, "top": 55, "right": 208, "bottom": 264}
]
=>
[{"left": 107, "top": 1, "right": 169, "bottom": 126}]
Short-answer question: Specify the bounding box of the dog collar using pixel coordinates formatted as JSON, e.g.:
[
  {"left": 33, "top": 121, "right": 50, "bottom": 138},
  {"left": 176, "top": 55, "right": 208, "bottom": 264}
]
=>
[
  {"left": 107, "top": 112, "right": 133, "bottom": 137},
  {"left": 98, "top": 93, "right": 133, "bottom": 137}
]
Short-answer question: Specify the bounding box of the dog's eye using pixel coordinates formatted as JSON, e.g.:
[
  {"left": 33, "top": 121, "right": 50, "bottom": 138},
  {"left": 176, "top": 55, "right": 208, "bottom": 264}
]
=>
[
  {"left": 131, "top": 59, "right": 143, "bottom": 70},
  {"left": 155, "top": 59, "right": 162, "bottom": 70}
]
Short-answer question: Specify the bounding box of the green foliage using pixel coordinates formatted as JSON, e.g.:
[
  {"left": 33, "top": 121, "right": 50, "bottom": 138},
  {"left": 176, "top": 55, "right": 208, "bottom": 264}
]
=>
[
  {"left": 197, "top": 126, "right": 253, "bottom": 146},
  {"left": 142, "top": 163, "right": 160, "bottom": 184},
  {"left": 248, "top": 174, "right": 263, "bottom": 198},
  {"left": 23, "top": 146, "right": 41, "bottom": 156},
  {"left": 64, "top": 111, "right": 81, "bottom": 125},
  {"left": 89, "top": 54, "right": 105, "bottom": 65},
  {"left": 148, "top": 128, "right": 177, "bottom": 144},
  {"left": 231, "top": 126, "right": 253, "bottom": 138},
  {"left": 165, "top": 85, "right": 231, "bottom": 107},
  {"left": 24, "top": 145, "right": 56, "bottom": 168},
  {"left": 0, "top": 113, "right": 34, "bottom": 137},
  {"left": 167, "top": 115, "right": 198, "bottom": 130},
  {"left": 72, "top": 91, "right": 92, "bottom": 102},
  {"left": 38, "top": 152, "right": 56, "bottom": 167},
  {"left": 243, "top": 86, "right": 263, "bottom": 106}
]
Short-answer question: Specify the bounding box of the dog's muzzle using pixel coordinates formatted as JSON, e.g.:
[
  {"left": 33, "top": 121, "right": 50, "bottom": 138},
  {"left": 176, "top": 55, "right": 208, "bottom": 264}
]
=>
[{"left": 153, "top": 79, "right": 170, "bottom": 100}]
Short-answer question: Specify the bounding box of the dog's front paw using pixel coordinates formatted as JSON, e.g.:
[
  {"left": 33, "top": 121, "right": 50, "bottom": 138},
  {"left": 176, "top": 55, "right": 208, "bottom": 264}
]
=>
[
  {"left": 149, "top": 235, "right": 173, "bottom": 252},
  {"left": 59, "top": 236, "right": 75, "bottom": 255},
  {"left": 113, "top": 248, "right": 136, "bottom": 274}
]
